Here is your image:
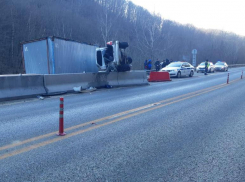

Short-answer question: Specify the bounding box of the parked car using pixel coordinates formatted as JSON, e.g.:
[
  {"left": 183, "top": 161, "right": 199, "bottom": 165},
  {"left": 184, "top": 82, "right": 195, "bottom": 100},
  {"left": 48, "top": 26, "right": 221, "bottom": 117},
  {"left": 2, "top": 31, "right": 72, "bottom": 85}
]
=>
[
  {"left": 196, "top": 62, "right": 215, "bottom": 73},
  {"left": 215, "top": 61, "right": 228, "bottom": 71},
  {"left": 160, "top": 61, "right": 195, "bottom": 78}
]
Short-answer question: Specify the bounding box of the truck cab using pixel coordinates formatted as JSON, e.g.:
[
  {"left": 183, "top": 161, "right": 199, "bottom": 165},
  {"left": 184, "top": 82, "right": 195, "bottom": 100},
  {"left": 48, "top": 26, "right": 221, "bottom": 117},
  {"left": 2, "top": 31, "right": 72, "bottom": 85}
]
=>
[{"left": 96, "top": 41, "right": 132, "bottom": 72}]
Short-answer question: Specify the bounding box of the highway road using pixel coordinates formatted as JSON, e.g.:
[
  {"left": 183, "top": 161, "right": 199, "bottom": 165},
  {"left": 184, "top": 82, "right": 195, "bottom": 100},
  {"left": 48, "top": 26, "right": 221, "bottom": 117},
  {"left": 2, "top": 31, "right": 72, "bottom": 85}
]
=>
[{"left": 0, "top": 67, "right": 245, "bottom": 182}]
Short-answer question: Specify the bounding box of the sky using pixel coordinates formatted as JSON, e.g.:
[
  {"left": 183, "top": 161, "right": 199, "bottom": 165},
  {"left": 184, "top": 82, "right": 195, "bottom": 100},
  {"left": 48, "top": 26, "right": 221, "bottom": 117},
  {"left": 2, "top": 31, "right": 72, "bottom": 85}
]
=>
[{"left": 130, "top": 0, "right": 245, "bottom": 36}]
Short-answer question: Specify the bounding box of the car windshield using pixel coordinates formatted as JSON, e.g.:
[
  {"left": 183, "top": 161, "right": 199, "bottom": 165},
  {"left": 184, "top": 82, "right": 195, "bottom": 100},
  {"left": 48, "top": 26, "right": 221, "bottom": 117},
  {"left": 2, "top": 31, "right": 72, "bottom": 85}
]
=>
[
  {"left": 215, "top": 62, "right": 225, "bottom": 65},
  {"left": 199, "top": 62, "right": 205, "bottom": 66},
  {"left": 166, "top": 63, "right": 182, "bottom": 67}
]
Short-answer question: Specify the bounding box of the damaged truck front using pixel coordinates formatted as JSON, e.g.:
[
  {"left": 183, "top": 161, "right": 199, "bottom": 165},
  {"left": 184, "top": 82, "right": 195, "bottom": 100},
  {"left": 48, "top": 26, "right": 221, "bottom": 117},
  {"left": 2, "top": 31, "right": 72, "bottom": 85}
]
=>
[{"left": 96, "top": 41, "right": 132, "bottom": 72}]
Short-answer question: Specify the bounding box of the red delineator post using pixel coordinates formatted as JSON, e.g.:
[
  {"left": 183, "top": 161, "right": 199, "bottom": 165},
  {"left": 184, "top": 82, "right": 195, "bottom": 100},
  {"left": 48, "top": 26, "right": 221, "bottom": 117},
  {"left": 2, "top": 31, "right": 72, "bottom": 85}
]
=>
[
  {"left": 58, "top": 97, "right": 66, "bottom": 136},
  {"left": 227, "top": 73, "right": 229, "bottom": 84},
  {"left": 241, "top": 71, "right": 243, "bottom": 79}
]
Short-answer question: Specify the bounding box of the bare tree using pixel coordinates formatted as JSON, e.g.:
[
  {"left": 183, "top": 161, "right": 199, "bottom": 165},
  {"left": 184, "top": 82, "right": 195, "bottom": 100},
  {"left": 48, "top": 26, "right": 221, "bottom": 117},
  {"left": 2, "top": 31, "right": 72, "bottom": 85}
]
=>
[
  {"left": 0, "top": 0, "right": 245, "bottom": 74},
  {"left": 10, "top": 0, "right": 15, "bottom": 66},
  {"left": 96, "top": 0, "right": 126, "bottom": 45}
]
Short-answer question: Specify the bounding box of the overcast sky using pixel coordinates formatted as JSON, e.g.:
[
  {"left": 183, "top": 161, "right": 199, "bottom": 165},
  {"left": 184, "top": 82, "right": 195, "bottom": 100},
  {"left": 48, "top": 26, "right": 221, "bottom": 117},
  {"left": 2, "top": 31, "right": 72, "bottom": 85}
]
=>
[{"left": 130, "top": 0, "right": 245, "bottom": 36}]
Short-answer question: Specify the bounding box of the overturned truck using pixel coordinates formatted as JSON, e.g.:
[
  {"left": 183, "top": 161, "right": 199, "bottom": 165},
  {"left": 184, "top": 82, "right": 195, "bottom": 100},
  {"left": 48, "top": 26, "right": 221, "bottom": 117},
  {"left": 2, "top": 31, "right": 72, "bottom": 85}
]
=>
[
  {"left": 96, "top": 41, "right": 132, "bottom": 72},
  {"left": 22, "top": 37, "right": 132, "bottom": 74}
]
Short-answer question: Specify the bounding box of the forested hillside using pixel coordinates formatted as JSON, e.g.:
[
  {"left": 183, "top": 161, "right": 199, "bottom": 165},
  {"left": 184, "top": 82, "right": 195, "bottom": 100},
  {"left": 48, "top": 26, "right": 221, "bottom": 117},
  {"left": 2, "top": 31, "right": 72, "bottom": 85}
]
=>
[{"left": 0, "top": 0, "right": 244, "bottom": 74}]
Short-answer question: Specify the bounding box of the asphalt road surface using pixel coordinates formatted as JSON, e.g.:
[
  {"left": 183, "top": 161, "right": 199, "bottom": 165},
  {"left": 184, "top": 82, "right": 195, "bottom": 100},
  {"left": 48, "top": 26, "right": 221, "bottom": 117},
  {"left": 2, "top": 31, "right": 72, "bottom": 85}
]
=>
[{"left": 0, "top": 67, "right": 245, "bottom": 182}]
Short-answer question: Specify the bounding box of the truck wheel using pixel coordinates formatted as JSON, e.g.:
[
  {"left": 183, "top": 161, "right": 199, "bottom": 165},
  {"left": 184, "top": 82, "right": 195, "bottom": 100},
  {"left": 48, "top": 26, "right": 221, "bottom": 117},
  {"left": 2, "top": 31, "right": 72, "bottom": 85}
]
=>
[
  {"left": 119, "top": 42, "right": 129, "bottom": 49},
  {"left": 127, "top": 57, "right": 132, "bottom": 64}
]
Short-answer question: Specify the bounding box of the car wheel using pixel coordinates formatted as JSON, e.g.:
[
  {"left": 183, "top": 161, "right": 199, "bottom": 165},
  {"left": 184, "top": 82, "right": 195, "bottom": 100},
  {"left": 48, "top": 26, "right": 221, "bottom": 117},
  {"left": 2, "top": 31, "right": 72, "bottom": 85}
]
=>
[
  {"left": 189, "top": 71, "right": 194, "bottom": 77},
  {"left": 177, "top": 71, "right": 181, "bottom": 78}
]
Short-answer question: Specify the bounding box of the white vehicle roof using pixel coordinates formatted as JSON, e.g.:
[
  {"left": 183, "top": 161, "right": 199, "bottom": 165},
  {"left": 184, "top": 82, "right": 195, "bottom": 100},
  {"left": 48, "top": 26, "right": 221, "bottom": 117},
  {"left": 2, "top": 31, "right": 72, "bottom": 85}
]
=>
[{"left": 165, "top": 62, "right": 193, "bottom": 67}]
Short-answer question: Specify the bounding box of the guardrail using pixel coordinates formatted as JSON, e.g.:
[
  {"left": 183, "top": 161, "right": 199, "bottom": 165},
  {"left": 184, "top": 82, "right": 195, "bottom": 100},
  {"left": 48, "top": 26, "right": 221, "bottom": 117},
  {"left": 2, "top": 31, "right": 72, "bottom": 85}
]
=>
[{"left": 228, "top": 64, "right": 245, "bottom": 68}]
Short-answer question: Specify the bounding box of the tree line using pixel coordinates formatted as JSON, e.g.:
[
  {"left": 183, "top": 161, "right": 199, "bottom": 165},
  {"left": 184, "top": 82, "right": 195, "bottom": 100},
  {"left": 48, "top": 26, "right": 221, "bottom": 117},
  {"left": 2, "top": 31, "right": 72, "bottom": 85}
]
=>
[{"left": 0, "top": 0, "right": 244, "bottom": 74}]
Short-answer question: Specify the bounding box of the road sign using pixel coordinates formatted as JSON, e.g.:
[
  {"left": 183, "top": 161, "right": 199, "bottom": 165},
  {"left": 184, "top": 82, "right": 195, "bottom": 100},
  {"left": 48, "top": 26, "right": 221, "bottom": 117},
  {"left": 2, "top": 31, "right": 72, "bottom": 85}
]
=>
[
  {"left": 192, "top": 49, "right": 197, "bottom": 67},
  {"left": 192, "top": 49, "right": 197, "bottom": 55}
]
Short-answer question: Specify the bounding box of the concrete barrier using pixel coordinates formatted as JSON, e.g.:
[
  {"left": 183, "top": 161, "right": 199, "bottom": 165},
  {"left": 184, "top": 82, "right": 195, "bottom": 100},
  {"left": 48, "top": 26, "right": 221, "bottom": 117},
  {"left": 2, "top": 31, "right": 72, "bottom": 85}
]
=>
[
  {"left": 0, "top": 71, "right": 149, "bottom": 101},
  {"left": 105, "top": 72, "right": 119, "bottom": 86},
  {"left": 117, "top": 71, "right": 148, "bottom": 86},
  {"left": 44, "top": 72, "right": 148, "bottom": 94},
  {"left": 43, "top": 73, "right": 94, "bottom": 94},
  {"left": 90, "top": 72, "right": 113, "bottom": 88},
  {"left": 0, "top": 75, "right": 46, "bottom": 101}
]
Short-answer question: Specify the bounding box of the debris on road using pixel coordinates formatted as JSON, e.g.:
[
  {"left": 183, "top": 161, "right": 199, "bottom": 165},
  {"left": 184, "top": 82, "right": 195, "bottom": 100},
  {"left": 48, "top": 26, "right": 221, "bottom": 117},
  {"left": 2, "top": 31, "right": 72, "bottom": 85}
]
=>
[
  {"left": 73, "top": 86, "right": 83, "bottom": 92},
  {"left": 73, "top": 86, "right": 96, "bottom": 93},
  {"left": 80, "top": 87, "right": 97, "bottom": 93},
  {"left": 37, "top": 96, "right": 44, "bottom": 100},
  {"left": 105, "top": 85, "right": 113, "bottom": 88}
]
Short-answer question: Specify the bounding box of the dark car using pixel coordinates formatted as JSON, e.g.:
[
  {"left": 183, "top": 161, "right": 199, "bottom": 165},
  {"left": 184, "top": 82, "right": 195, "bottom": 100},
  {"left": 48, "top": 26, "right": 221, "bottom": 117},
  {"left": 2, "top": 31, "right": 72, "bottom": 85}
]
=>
[{"left": 215, "top": 61, "right": 228, "bottom": 71}]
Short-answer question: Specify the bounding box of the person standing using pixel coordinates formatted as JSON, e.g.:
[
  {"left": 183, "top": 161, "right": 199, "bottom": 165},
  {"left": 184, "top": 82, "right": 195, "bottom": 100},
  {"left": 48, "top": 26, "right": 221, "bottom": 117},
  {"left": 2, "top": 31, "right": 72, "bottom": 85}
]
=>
[
  {"left": 162, "top": 60, "right": 166, "bottom": 68},
  {"left": 147, "top": 59, "right": 152, "bottom": 70},
  {"left": 154, "top": 59, "right": 160, "bottom": 71},
  {"left": 144, "top": 60, "right": 148, "bottom": 70},
  {"left": 205, "top": 59, "right": 209, "bottom": 75}
]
